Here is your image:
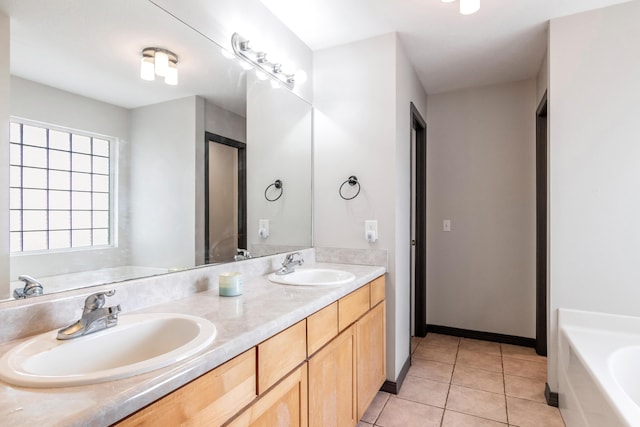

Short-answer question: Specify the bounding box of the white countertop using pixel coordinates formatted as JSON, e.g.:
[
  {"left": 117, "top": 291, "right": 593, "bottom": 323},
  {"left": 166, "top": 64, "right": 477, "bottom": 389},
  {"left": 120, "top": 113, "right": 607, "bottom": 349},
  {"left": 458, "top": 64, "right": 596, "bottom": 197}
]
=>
[{"left": 0, "top": 262, "right": 385, "bottom": 427}]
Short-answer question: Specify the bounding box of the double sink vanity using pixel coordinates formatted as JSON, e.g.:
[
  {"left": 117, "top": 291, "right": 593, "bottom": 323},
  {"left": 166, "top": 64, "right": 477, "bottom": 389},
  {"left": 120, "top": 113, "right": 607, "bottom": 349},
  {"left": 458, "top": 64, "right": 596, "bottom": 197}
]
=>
[{"left": 0, "top": 249, "right": 387, "bottom": 426}]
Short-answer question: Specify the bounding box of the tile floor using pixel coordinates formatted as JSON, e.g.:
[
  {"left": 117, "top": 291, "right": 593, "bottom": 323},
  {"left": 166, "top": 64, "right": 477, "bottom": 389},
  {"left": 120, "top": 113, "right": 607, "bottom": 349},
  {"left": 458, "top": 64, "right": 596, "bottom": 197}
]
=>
[{"left": 358, "top": 333, "right": 565, "bottom": 427}]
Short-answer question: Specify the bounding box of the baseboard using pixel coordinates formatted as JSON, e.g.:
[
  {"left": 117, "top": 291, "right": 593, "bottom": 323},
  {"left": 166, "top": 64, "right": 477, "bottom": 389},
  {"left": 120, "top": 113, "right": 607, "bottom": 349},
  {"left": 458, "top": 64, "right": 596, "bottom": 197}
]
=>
[
  {"left": 426, "top": 324, "right": 536, "bottom": 348},
  {"left": 380, "top": 355, "right": 411, "bottom": 394},
  {"left": 545, "top": 383, "right": 559, "bottom": 407}
]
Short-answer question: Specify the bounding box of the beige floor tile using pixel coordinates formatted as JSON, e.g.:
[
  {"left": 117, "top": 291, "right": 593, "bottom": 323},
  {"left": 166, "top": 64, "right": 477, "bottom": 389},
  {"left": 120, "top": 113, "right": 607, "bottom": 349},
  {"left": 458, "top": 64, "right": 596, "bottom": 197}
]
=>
[
  {"left": 456, "top": 349, "right": 503, "bottom": 373},
  {"left": 506, "top": 396, "right": 565, "bottom": 427},
  {"left": 414, "top": 342, "right": 458, "bottom": 364},
  {"left": 502, "top": 357, "right": 546, "bottom": 380},
  {"left": 442, "top": 410, "right": 508, "bottom": 426},
  {"left": 411, "top": 336, "right": 422, "bottom": 354},
  {"left": 452, "top": 365, "right": 504, "bottom": 394},
  {"left": 424, "top": 333, "right": 461, "bottom": 348},
  {"left": 446, "top": 385, "right": 507, "bottom": 423},
  {"left": 504, "top": 375, "right": 546, "bottom": 403},
  {"left": 408, "top": 358, "right": 454, "bottom": 383},
  {"left": 500, "top": 344, "right": 547, "bottom": 364},
  {"left": 459, "top": 338, "right": 501, "bottom": 356},
  {"left": 376, "top": 396, "right": 443, "bottom": 427},
  {"left": 360, "top": 391, "right": 391, "bottom": 424},
  {"left": 397, "top": 374, "right": 450, "bottom": 408}
]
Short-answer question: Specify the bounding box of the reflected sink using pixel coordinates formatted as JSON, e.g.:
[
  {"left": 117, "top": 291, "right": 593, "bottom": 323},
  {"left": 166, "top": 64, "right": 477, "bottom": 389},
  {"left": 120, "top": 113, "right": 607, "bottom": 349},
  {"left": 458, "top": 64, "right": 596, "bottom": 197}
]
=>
[
  {"left": 0, "top": 313, "right": 216, "bottom": 388},
  {"left": 268, "top": 268, "right": 356, "bottom": 286},
  {"left": 610, "top": 346, "right": 640, "bottom": 405}
]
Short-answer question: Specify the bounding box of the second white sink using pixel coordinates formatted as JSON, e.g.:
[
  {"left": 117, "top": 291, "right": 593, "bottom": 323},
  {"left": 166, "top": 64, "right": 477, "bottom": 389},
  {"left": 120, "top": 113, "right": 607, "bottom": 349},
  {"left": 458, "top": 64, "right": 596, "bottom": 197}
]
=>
[
  {"left": 0, "top": 313, "right": 216, "bottom": 388},
  {"left": 268, "top": 268, "right": 356, "bottom": 286}
]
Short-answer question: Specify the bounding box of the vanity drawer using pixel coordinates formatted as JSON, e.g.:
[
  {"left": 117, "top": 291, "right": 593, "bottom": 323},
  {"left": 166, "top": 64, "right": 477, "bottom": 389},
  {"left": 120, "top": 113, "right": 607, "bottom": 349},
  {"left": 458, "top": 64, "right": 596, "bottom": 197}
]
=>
[
  {"left": 307, "top": 302, "right": 338, "bottom": 356},
  {"left": 370, "top": 276, "right": 386, "bottom": 307},
  {"left": 116, "top": 348, "right": 256, "bottom": 427},
  {"left": 257, "top": 319, "right": 307, "bottom": 394},
  {"left": 338, "top": 284, "right": 370, "bottom": 332}
]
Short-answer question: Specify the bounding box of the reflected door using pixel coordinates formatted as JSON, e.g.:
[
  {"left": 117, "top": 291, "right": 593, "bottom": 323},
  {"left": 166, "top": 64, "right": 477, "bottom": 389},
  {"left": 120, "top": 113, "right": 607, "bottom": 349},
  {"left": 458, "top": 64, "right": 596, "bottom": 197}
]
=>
[{"left": 204, "top": 132, "right": 246, "bottom": 263}]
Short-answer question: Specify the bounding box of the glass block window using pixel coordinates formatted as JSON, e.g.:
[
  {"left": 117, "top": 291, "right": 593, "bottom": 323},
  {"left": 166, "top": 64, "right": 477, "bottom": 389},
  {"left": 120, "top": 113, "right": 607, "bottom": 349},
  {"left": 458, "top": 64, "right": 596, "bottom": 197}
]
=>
[{"left": 9, "top": 120, "right": 113, "bottom": 253}]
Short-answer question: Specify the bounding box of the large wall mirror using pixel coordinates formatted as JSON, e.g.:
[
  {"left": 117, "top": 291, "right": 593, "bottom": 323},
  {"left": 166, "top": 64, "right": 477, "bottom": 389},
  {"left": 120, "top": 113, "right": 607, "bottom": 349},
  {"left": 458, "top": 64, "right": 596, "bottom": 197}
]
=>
[{"left": 0, "top": 0, "right": 313, "bottom": 301}]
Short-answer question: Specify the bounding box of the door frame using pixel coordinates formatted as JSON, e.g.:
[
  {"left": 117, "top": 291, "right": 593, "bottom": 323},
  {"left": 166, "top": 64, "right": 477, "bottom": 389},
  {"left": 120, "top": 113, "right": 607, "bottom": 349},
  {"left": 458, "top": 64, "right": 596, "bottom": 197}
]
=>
[
  {"left": 535, "top": 92, "right": 548, "bottom": 356},
  {"left": 204, "top": 131, "right": 247, "bottom": 264},
  {"left": 411, "top": 102, "right": 427, "bottom": 338}
]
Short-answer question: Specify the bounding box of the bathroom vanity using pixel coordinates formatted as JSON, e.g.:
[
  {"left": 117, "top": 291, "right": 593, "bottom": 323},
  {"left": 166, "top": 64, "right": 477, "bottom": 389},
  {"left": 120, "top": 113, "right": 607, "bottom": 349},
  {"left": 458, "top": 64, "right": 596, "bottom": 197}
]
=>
[{"left": 0, "top": 251, "right": 386, "bottom": 427}]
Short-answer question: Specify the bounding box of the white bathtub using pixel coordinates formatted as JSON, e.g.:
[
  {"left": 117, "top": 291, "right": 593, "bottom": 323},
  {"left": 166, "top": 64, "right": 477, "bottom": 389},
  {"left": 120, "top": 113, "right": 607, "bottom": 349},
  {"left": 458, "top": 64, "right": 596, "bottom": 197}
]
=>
[{"left": 558, "top": 309, "right": 640, "bottom": 427}]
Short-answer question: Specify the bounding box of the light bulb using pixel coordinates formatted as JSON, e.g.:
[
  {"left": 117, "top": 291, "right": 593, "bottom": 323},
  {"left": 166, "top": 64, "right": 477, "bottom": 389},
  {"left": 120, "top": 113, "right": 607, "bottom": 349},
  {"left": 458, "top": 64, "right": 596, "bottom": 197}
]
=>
[
  {"left": 140, "top": 56, "right": 155, "bottom": 81},
  {"left": 164, "top": 60, "right": 178, "bottom": 85},
  {"left": 460, "top": 0, "right": 480, "bottom": 15},
  {"left": 154, "top": 50, "right": 169, "bottom": 76},
  {"left": 256, "top": 70, "right": 268, "bottom": 80},
  {"left": 240, "top": 61, "right": 252, "bottom": 71},
  {"left": 270, "top": 79, "right": 280, "bottom": 89}
]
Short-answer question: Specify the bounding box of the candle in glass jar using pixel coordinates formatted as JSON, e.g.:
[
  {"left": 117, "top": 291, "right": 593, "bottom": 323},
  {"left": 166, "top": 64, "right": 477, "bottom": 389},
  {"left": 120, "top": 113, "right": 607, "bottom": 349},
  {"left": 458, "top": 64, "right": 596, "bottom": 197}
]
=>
[{"left": 219, "top": 272, "right": 242, "bottom": 296}]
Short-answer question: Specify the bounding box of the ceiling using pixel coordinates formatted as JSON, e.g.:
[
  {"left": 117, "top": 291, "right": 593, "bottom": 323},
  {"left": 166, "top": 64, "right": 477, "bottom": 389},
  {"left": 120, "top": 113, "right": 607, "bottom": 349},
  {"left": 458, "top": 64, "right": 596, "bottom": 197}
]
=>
[
  {"left": 259, "top": 0, "right": 632, "bottom": 94},
  {"left": 0, "top": 0, "right": 248, "bottom": 114}
]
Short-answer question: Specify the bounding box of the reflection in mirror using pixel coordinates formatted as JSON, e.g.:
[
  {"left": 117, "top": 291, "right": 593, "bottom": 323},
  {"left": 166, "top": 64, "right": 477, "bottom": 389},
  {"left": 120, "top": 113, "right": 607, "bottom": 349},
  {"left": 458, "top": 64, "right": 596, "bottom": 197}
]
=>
[{"left": 0, "top": 0, "right": 312, "bottom": 301}]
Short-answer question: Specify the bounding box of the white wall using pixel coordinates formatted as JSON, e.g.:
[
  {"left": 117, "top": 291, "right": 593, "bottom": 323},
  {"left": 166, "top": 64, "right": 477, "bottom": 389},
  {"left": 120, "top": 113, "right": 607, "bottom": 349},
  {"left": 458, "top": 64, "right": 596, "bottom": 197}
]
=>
[
  {"left": 246, "top": 75, "right": 312, "bottom": 251},
  {"left": 129, "top": 96, "right": 200, "bottom": 268},
  {"left": 426, "top": 79, "right": 537, "bottom": 338},
  {"left": 0, "top": 12, "right": 9, "bottom": 298},
  {"left": 395, "top": 38, "right": 428, "bottom": 372},
  {"left": 8, "top": 76, "right": 131, "bottom": 279},
  {"left": 548, "top": 0, "right": 640, "bottom": 391},
  {"left": 314, "top": 32, "right": 427, "bottom": 382}
]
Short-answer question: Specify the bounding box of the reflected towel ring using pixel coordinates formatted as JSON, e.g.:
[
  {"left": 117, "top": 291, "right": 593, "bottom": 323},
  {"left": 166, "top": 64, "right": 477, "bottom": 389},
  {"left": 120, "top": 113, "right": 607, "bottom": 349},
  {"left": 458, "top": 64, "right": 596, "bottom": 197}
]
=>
[
  {"left": 339, "top": 175, "right": 360, "bottom": 200},
  {"left": 265, "top": 179, "right": 283, "bottom": 202}
]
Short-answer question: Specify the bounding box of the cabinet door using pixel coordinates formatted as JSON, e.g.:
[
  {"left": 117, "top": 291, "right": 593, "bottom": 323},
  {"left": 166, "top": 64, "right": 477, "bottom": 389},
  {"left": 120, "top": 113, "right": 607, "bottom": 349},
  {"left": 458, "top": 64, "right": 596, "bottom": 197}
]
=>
[
  {"left": 356, "top": 302, "right": 386, "bottom": 420},
  {"left": 308, "top": 325, "right": 356, "bottom": 427},
  {"left": 227, "top": 363, "right": 308, "bottom": 427},
  {"left": 116, "top": 348, "right": 256, "bottom": 427}
]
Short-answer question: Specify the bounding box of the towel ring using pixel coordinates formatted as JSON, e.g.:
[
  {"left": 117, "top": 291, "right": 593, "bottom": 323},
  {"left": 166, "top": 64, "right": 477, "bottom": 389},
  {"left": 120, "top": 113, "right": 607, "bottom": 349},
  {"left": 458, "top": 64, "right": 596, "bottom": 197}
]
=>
[
  {"left": 265, "top": 179, "right": 283, "bottom": 202},
  {"left": 339, "top": 175, "right": 360, "bottom": 200}
]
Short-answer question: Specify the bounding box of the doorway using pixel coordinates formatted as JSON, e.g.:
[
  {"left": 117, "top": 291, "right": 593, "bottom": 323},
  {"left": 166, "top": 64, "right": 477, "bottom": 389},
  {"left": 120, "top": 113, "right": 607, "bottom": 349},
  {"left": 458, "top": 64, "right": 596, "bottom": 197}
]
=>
[
  {"left": 204, "top": 132, "right": 247, "bottom": 264},
  {"left": 535, "top": 92, "right": 548, "bottom": 356},
  {"left": 410, "top": 103, "right": 427, "bottom": 338}
]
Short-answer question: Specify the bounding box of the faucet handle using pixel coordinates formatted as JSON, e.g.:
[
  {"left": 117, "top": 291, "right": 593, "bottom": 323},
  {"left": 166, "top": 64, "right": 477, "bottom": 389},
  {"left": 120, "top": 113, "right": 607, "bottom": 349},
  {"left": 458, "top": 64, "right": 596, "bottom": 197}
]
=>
[{"left": 84, "top": 290, "right": 116, "bottom": 312}]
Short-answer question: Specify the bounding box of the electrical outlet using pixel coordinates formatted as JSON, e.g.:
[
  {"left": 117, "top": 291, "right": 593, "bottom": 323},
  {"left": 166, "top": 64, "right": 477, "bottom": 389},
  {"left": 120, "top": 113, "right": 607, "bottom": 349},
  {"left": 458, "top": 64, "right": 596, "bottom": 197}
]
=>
[
  {"left": 365, "top": 220, "right": 378, "bottom": 242},
  {"left": 443, "top": 219, "right": 451, "bottom": 232}
]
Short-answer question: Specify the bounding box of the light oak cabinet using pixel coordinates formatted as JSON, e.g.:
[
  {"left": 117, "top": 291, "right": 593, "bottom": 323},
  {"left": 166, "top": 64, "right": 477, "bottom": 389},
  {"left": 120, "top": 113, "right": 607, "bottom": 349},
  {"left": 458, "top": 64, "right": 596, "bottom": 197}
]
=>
[
  {"left": 227, "top": 363, "right": 308, "bottom": 427},
  {"left": 115, "top": 348, "right": 257, "bottom": 427},
  {"left": 114, "top": 275, "right": 385, "bottom": 427},
  {"left": 356, "top": 301, "right": 386, "bottom": 420},
  {"left": 308, "top": 325, "right": 356, "bottom": 427}
]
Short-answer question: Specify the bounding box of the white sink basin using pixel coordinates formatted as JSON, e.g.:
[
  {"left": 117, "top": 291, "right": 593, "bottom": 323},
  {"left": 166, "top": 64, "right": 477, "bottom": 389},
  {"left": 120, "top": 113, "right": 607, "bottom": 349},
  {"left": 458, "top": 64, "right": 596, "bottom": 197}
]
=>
[
  {"left": 268, "top": 268, "right": 356, "bottom": 286},
  {"left": 0, "top": 313, "right": 216, "bottom": 388}
]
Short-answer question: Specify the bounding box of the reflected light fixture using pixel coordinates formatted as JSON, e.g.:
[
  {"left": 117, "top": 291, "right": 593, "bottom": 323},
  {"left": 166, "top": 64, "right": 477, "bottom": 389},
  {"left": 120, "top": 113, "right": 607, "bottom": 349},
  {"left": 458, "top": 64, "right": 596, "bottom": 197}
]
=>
[
  {"left": 442, "top": 0, "right": 480, "bottom": 15},
  {"left": 140, "top": 47, "right": 179, "bottom": 85},
  {"left": 231, "top": 33, "right": 301, "bottom": 90}
]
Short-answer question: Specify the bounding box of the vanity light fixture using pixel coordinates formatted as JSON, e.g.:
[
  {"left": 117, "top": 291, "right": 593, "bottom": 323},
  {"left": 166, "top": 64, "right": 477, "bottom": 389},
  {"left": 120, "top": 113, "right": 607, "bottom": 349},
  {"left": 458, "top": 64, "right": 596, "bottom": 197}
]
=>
[
  {"left": 140, "top": 47, "right": 179, "bottom": 85},
  {"left": 231, "top": 33, "right": 299, "bottom": 90},
  {"left": 442, "top": 0, "right": 480, "bottom": 15}
]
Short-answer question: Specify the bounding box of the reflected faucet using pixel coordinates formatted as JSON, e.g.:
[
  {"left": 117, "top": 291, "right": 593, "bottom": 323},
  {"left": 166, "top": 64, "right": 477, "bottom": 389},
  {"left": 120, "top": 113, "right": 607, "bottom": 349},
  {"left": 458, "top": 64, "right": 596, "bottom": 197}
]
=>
[
  {"left": 276, "top": 252, "right": 304, "bottom": 275},
  {"left": 13, "top": 275, "right": 44, "bottom": 299},
  {"left": 57, "top": 290, "right": 121, "bottom": 340},
  {"left": 234, "top": 249, "right": 253, "bottom": 261}
]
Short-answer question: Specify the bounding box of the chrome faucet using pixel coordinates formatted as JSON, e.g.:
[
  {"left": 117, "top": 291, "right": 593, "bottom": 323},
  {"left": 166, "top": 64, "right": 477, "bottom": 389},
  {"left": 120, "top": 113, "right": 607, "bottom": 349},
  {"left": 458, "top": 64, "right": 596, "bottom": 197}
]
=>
[
  {"left": 57, "top": 290, "right": 121, "bottom": 340},
  {"left": 234, "top": 248, "right": 253, "bottom": 261},
  {"left": 13, "top": 275, "right": 44, "bottom": 299},
  {"left": 276, "top": 252, "right": 304, "bottom": 275}
]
